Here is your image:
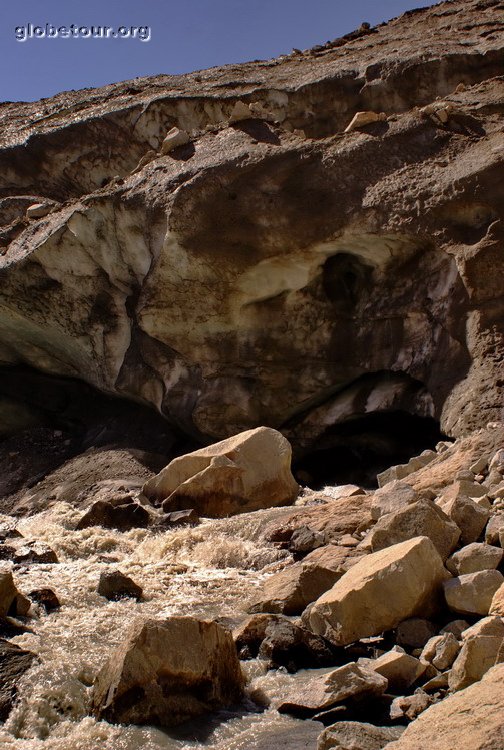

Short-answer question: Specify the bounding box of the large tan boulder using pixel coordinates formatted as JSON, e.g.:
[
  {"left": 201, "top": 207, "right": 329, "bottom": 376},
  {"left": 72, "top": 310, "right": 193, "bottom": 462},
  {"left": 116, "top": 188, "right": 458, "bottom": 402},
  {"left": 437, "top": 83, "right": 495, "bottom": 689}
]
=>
[
  {"left": 263, "top": 493, "right": 373, "bottom": 546},
  {"left": 143, "top": 427, "right": 299, "bottom": 517},
  {"left": 318, "top": 722, "right": 403, "bottom": 750},
  {"left": 307, "top": 537, "right": 450, "bottom": 646},
  {"left": 370, "top": 482, "right": 419, "bottom": 521},
  {"left": 446, "top": 542, "right": 503, "bottom": 575},
  {"left": 421, "top": 633, "right": 460, "bottom": 671},
  {"left": 448, "top": 616, "right": 504, "bottom": 691},
  {"left": 364, "top": 650, "right": 426, "bottom": 693},
  {"left": 0, "top": 570, "right": 29, "bottom": 618},
  {"left": 0, "top": 571, "right": 19, "bottom": 616},
  {"left": 437, "top": 486, "right": 489, "bottom": 545},
  {"left": 248, "top": 545, "right": 363, "bottom": 616},
  {"left": 383, "top": 664, "right": 504, "bottom": 750},
  {"left": 277, "top": 663, "right": 388, "bottom": 717},
  {"left": 485, "top": 514, "right": 504, "bottom": 545},
  {"left": 92, "top": 617, "right": 244, "bottom": 727},
  {"left": 365, "top": 500, "right": 460, "bottom": 560},
  {"left": 489, "top": 582, "right": 504, "bottom": 615},
  {"left": 443, "top": 570, "right": 504, "bottom": 616}
]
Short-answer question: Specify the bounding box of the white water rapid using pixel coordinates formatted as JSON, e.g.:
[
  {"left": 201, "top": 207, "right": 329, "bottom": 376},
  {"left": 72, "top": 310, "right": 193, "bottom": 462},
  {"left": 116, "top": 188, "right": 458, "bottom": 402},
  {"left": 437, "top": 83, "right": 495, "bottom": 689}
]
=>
[{"left": 0, "top": 502, "right": 323, "bottom": 749}]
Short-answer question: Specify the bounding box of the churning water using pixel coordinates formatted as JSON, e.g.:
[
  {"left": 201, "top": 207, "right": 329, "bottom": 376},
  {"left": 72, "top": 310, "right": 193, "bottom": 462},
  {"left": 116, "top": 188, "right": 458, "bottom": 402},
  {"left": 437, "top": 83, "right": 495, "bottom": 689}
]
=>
[{"left": 0, "top": 503, "right": 319, "bottom": 749}]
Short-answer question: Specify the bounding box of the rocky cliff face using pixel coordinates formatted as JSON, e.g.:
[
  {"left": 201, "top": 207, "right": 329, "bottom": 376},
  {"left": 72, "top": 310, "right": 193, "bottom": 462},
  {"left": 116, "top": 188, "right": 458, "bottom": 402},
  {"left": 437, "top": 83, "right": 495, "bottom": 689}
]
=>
[{"left": 0, "top": 0, "right": 503, "bottom": 462}]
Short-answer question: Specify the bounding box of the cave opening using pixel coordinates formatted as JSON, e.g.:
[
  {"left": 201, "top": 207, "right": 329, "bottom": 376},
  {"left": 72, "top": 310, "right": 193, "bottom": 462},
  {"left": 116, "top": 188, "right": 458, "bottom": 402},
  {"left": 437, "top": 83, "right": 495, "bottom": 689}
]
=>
[{"left": 293, "top": 411, "right": 447, "bottom": 490}]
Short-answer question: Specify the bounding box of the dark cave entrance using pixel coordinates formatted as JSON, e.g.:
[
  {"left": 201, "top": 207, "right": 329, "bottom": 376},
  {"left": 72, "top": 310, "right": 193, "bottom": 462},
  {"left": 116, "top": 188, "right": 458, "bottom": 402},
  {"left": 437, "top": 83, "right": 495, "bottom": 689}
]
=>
[{"left": 293, "top": 411, "right": 447, "bottom": 490}]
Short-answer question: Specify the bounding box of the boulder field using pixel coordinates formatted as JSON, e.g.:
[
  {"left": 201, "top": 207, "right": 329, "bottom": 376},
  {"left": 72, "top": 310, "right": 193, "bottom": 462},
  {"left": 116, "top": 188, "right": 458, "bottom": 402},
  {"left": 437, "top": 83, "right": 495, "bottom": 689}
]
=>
[
  {"left": 80, "top": 422, "right": 504, "bottom": 743},
  {"left": 0, "top": 425, "right": 502, "bottom": 743}
]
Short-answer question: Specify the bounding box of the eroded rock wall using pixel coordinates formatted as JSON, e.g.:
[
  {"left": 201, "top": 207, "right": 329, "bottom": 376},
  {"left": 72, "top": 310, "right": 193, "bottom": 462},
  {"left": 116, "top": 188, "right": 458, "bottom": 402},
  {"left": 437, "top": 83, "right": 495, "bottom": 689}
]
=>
[{"left": 0, "top": 0, "right": 503, "bottom": 445}]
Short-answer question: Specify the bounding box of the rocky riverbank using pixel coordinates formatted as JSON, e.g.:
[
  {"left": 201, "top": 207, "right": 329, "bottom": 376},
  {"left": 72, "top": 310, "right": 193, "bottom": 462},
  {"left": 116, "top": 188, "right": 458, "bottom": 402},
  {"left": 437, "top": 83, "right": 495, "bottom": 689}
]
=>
[{"left": 0, "top": 422, "right": 502, "bottom": 748}]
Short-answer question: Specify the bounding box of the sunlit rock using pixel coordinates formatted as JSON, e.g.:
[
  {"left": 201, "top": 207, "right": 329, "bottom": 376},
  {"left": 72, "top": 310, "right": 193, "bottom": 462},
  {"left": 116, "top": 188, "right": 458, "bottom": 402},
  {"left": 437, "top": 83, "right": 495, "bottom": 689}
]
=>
[{"left": 92, "top": 616, "right": 244, "bottom": 727}]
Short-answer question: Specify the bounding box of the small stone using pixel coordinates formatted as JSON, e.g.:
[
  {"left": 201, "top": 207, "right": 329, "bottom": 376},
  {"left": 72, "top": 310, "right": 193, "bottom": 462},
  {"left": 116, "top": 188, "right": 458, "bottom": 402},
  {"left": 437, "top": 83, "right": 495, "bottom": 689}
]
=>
[
  {"left": 365, "top": 500, "right": 459, "bottom": 560},
  {"left": 14, "top": 593, "right": 31, "bottom": 617},
  {"left": 97, "top": 571, "right": 142, "bottom": 601},
  {"left": 12, "top": 541, "right": 58, "bottom": 565},
  {"left": 462, "top": 616, "right": 504, "bottom": 640},
  {"left": 0, "top": 571, "right": 21, "bottom": 617},
  {"left": 449, "top": 620, "right": 504, "bottom": 691},
  {"left": 277, "top": 662, "right": 388, "bottom": 717},
  {"left": 443, "top": 570, "right": 504, "bottom": 616},
  {"left": 344, "top": 111, "right": 386, "bottom": 133},
  {"left": 318, "top": 722, "right": 404, "bottom": 750},
  {"left": 25, "top": 202, "right": 55, "bottom": 219},
  {"left": 446, "top": 542, "right": 503, "bottom": 575},
  {"left": 0, "top": 641, "right": 36, "bottom": 721},
  {"left": 367, "top": 650, "right": 426, "bottom": 692},
  {"left": 440, "top": 620, "right": 470, "bottom": 639},
  {"left": 473, "top": 495, "right": 492, "bottom": 510},
  {"left": 396, "top": 618, "right": 437, "bottom": 649},
  {"left": 28, "top": 588, "right": 60, "bottom": 613},
  {"left": 455, "top": 470, "right": 475, "bottom": 482},
  {"left": 489, "top": 582, "right": 504, "bottom": 616},
  {"left": 470, "top": 456, "right": 488, "bottom": 475},
  {"left": 488, "top": 482, "right": 504, "bottom": 500},
  {"left": 92, "top": 617, "right": 244, "bottom": 727},
  {"left": 485, "top": 514, "right": 504, "bottom": 545},
  {"left": 161, "top": 127, "right": 190, "bottom": 154},
  {"left": 233, "top": 613, "right": 284, "bottom": 658},
  {"left": 390, "top": 689, "right": 432, "bottom": 722},
  {"left": 370, "top": 482, "right": 419, "bottom": 521},
  {"left": 421, "top": 672, "right": 450, "bottom": 691},
  {"left": 339, "top": 534, "right": 359, "bottom": 547},
  {"left": 420, "top": 633, "right": 460, "bottom": 670},
  {"left": 438, "top": 489, "right": 489, "bottom": 545},
  {"left": 258, "top": 618, "right": 335, "bottom": 672},
  {"left": 160, "top": 509, "right": 200, "bottom": 527},
  {"left": 489, "top": 449, "right": 504, "bottom": 474},
  {"left": 289, "top": 526, "right": 325, "bottom": 555},
  {"left": 228, "top": 101, "right": 251, "bottom": 123},
  {"left": 77, "top": 501, "right": 150, "bottom": 531},
  {"left": 0, "top": 525, "right": 22, "bottom": 542}
]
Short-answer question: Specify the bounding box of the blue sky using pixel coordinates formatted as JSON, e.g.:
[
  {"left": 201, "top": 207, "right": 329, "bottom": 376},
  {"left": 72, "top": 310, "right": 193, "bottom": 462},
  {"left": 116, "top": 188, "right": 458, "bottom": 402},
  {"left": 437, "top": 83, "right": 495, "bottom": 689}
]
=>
[{"left": 2, "top": 1, "right": 435, "bottom": 103}]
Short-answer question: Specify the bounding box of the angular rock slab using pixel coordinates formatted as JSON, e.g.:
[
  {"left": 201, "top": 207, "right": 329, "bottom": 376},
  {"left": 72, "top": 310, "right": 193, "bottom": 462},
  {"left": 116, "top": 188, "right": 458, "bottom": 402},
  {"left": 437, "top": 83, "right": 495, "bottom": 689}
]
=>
[
  {"left": 489, "top": 582, "right": 504, "bottom": 616},
  {"left": 383, "top": 664, "right": 504, "bottom": 750},
  {"left": 0, "top": 640, "right": 36, "bottom": 721},
  {"left": 307, "top": 537, "right": 450, "bottom": 646},
  {"left": 277, "top": 663, "right": 387, "bottom": 718},
  {"left": 248, "top": 545, "right": 363, "bottom": 616},
  {"left": 143, "top": 427, "right": 299, "bottom": 517},
  {"left": 365, "top": 499, "right": 460, "bottom": 560},
  {"left": 446, "top": 542, "right": 503, "bottom": 575},
  {"left": 443, "top": 569, "right": 504, "bottom": 616},
  {"left": 92, "top": 616, "right": 244, "bottom": 727},
  {"left": 370, "top": 482, "right": 419, "bottom": 521},
  {"left": 448, "top": 617, "right": 504, "bottom": 692},
  {"left": 318, "top": 721, "right": 403, "bottom": 750},
  {"left": 437, "top": 489, "right": 489, "bottom": 545},
  {"left": 366, "top": 650, "right": 426, "bottom": 693}
]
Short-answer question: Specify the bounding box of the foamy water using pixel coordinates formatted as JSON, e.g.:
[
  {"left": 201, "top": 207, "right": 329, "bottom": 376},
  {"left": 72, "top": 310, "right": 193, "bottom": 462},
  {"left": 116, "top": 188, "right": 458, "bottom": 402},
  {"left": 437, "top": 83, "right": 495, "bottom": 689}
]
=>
[{"left": 0, "top": 503, "right": 319, "bottom": 749}]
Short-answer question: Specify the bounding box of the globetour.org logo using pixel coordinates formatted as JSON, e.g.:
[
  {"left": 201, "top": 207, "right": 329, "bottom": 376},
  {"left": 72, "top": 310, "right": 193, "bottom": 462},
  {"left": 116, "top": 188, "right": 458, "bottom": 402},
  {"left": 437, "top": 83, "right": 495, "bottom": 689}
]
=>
[{"left": 15, "top": 23, "right": 152, "bottom": 42}]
